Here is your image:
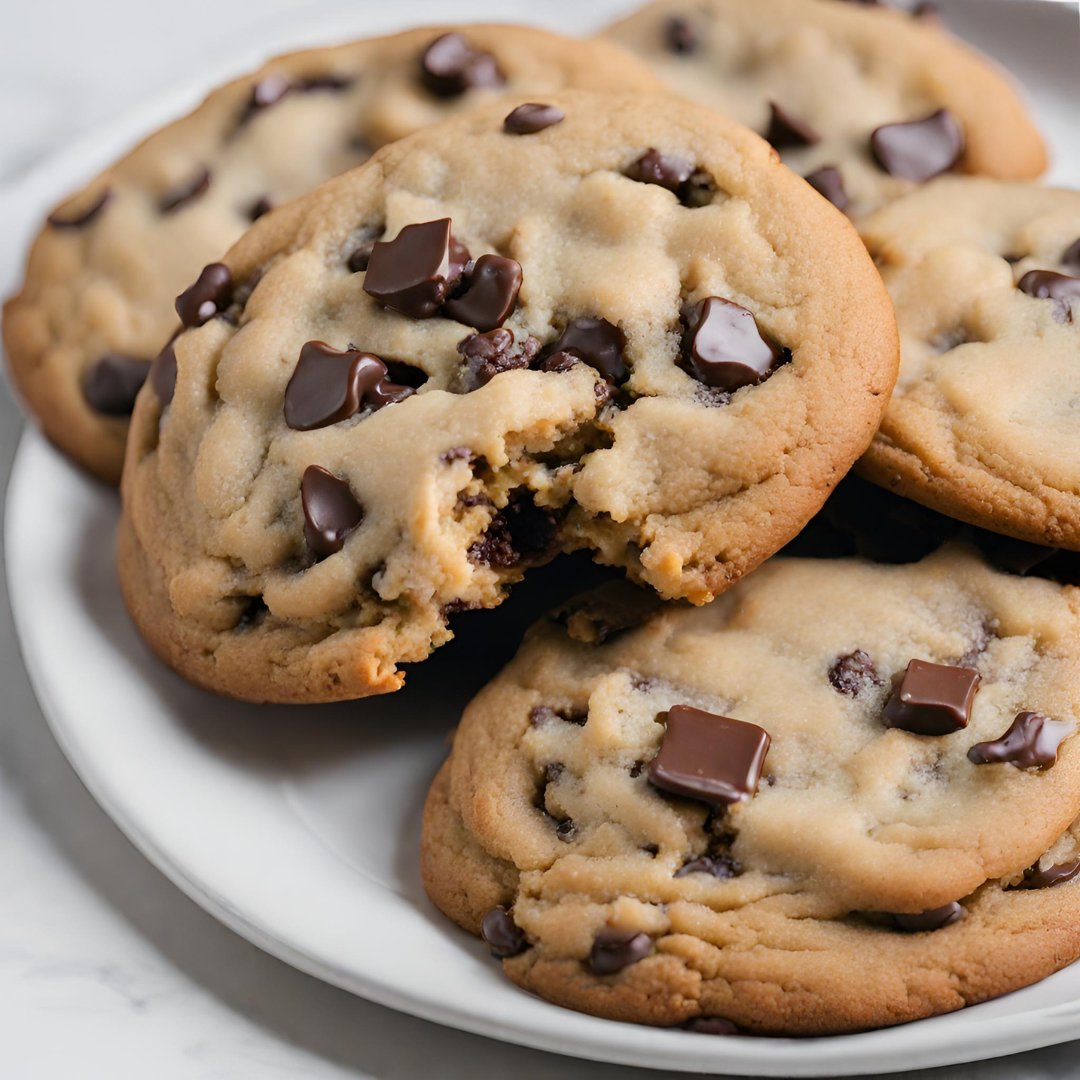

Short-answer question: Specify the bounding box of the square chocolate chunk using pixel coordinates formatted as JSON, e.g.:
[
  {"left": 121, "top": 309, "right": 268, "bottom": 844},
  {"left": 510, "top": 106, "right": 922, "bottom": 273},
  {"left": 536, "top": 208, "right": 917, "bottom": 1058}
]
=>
[{"left": 884, "top": 659, "right": 980, "bottom": 735}]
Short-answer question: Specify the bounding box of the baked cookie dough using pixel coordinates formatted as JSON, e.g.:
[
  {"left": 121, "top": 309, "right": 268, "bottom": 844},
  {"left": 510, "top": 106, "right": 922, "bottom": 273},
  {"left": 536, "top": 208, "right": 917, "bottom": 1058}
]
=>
[
  {"left": 119, "top": 90, "right": 897, "bottom": 702},
  {"left": 422, "top": 547, "right": 1080, "bottom": 1034},
  {"left": 3, "top": 25, "right": 663, "bottom": 483}
]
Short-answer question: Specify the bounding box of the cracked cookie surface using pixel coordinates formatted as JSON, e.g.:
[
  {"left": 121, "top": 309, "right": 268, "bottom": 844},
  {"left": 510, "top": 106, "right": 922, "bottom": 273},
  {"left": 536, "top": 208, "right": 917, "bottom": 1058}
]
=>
[
  {"left": 118, "top": 89, "right": 897, "bottom": 702},
  {"left": 857, "top": 178, "right": 1080, "bottom": 549},
  {"left": 422, "top": 547, "right": 1080, "bottom": 1033},
  {"left": 601, "top": 0, "right": 1046, "bottom": 218},
  {"left": 3, "top": 25, "right": 662, "bottom": 483}
]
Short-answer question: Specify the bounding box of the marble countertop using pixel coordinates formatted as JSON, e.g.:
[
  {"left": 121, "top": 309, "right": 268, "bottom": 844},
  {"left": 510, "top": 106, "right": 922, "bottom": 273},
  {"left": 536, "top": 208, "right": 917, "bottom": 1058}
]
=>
[{"left": 2, "top": 1, "right": 1079, "bottom": 1076}]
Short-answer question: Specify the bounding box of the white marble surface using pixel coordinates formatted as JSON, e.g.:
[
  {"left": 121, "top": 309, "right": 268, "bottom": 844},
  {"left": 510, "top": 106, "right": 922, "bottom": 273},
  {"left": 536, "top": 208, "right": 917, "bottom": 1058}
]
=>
[{"left": 2, "top": 2, "right": 1080, "bottom": 1077}]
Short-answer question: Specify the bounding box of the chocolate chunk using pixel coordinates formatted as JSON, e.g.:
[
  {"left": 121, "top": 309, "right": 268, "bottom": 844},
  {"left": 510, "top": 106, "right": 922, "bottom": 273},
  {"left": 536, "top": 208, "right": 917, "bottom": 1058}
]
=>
[
  {"left": 444, "top": 254, "right": 522, "bottom": 332},
  {"left": 805, "top": 166, "right": 850, "bottom": 212},
  {"left": 674, "top": 854, "right": 739, "bottom": 879},
  {"left": 284, "top": 341, "right": 413, "bottom": 430},
  {"left": 458, "top": 328, "right": 540, "bottom": 390},
  {"left": 382, "top": 359, "right": 428, "bottom": 389},
  {"left": 871, "top": 109, "right": 964, "bottom": 182},
  {"left": 1063, "top": 238, "right": 1080, "bottom": 274},
  {"left": 420, "top": 33, "right": 504, "bottom": 97},
  {"left": 681, "top": 296, "right": 786, "bottom": 392},
  {"left": 765, "top": 102, "right": 820, "bottom": 149},
  {"left": 300, "top": 465, "right": 364, "bottom": 559},
  {"left": 240, "top": 74, "right": 291, "bottom": 124},
  {"left": 48, "top": 188, "right": 111, "bottom": 229},
  {"left": 625, "top": 149, "right": 694, "bottom": 194},
  {"left": 828, "top": 650, "right": 883, "bottom": 696},
  {"left": 648, "top": 705, "right": 771, "bottom": 806},
  {"left": 150, "top": 342, "right": 177, "bottom": 407},
  {"left": 544, "top": 317, "right": 628, "bottom": 385},
  {"left": 175, "top": 263, "right": 233, "bottom": 328},
  {"left": 347, "top": 238, "right": 380, "bottom": 273},
  {"left": 665, "top": 15, "right": 699, "bottom": 54},
  {"left": 891, "top": 902, "right": 964, "bottom": 932},
  {"left": 684, "top": 1017, "right": 739, "bottom": 1035},
  {"left": 468, "top": 492, "right": 558, "bottom": 568},
  {"left": 556, "top": 582, "right": 663, "bottom": 645},
  {"left": 554, "top": 818, "right": 576, "bottom": 842},
  {"left": 588, "top": 928, "right": 652, "bottom": 975},
  {"left": 81, "top": 355, "right": 151, "bottom": 416},
  {"left": 1018, "top": 271, "right": 1080, "bottom": 323},
  {"left": 503, "top": 103, "right": 564, "bottom": 135},
  {"left": 248, "top": 195, "right": 274, "bottom": 221},
  {"left": 883, "top": 660, "right": 980, "bottom": 736},
  {"left": 1011, "top": 857, "right": 1080, "bottom": 891},
  {"left": 968, "top": 711, "right": 1070, "bottom": 769},
  {"left": 160, "top": 167, "right": 212, "bottom": 213},
  {"left": 480, "top": 907, "right": 527, "bottom": 958},
  {"left": 363, "top": 219, "right": 467, "bottom": 318}
]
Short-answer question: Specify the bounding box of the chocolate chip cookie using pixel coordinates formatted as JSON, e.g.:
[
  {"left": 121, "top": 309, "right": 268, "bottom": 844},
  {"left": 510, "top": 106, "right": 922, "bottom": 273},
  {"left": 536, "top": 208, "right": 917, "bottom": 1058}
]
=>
[
  {"left": 422, "top": 546, "right": 1080, "bottom": 1034},
  {"left": 3, "top": 26, "right": 663, "bottom": 484},
  {"left": 857, "top": 178, "right": 1080, "bottom": 549},
  {"left": 118, "top": 89, "right": 897, "bottom": 702},
  {"left": 602, "top": 0, "right": 1046, "bottom": 218}
]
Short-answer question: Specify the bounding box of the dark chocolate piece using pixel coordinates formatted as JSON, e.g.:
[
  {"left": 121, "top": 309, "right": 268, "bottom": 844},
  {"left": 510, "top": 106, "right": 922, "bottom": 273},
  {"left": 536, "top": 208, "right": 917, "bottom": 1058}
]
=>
[
  {"left": 444, "top": 254, "right": 522, "bottom": 332},
  {"left": 883, "top": 659, "right": 980, "bottom": 736},
  {"left": 160, "top": 167, "right": 212, "bottom": 213},
  {"left": 420, "top": 33, "right": 504, "bottom": 97},
  {"left": 363, "top": 218, "right": 467, "bottom": 318},
  {"left": 480, "top": 907, "right": 527, "bottom": 958},
  {"left": 556, "top": 582, "right": 663, "bottom": 645},
  {"left": 625, "top": 148, "right": 694, "bottom": 194},
  {"left": 804, "top": 166, "right": 850, "bottom": 213},
  {"left": 870, "top": 109, "right": 964, "bottom": 182},
  {"left": 681, "top": 296, "right": 786, "bottom": 392},
  {"left": 1018, "top": 270, "right": 1080, "bottom": 323},
  {"left": 588, "top": 928, "right": 652, "bottom": 975},
  {"left": 467, "top": 492, "right": 558, "bottom": 568},
  {"left": 665, "top": 15, "right": 699, "bottom": 54},
  {"left": 544, "top": 317, "right": 628, "bottom": 385},
  {"left": 458, "top": 328, "right": 540, "bottom": 390},
  {"left": 175, "top": 262, "right": 233, "bottom": 328},
  {"left": 765, "top": 102, "right": 820, "bottom": 149},
  {"left": 300, "top": 465, "right": 364, "bottom": 559},
  {"left": 81, "top": 355, "right": 151, "bottom": 416},
  {"left": 503, "top": 103, "right": 564, "bottom": 135},
  {"left": 828, "top": 650, "right": 883, "bottom": 696},
  {"left": 968, "top": 711, "right": 1070, "bottom": 769},
  {"left": 1011, "top": 857, "right": 1080, "bottom": 890},
  {"left": 891, "top": 902, "right": 964, "bottom": 932},
  {"left": 674, "top": 854, "right": 739, "bottom": 879},
  {"left": 150, "top": 342, "right": 177, "bottom": 407},
  {"left": 48, "top": 188, "right": 111, "bottom": 229}
]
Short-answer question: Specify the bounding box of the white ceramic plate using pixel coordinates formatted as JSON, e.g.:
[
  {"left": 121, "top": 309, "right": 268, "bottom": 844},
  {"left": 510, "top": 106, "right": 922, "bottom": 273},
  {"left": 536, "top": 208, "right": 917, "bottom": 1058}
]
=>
[{"left": 4, "top": 2, "right": 1080, "bottom": 1074}]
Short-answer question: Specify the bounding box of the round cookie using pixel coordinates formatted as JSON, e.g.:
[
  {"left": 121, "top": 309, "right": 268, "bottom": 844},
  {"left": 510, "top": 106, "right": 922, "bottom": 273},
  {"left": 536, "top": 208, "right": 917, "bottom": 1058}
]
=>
[
  {"left": 422, "top": 546, "right": 1080, "bottom": 1034},
  {"left": 857, "top": 178, "right": 1080, "bottom": 549},
  {"left": 601, "top": 0, "right": 1046, "bottom": 218},
  {"left": 119, "top": 89, "right": 897, "bottom": 703},
  {"left": 2, "top": 26, "right": 664, "bottom": 484}
]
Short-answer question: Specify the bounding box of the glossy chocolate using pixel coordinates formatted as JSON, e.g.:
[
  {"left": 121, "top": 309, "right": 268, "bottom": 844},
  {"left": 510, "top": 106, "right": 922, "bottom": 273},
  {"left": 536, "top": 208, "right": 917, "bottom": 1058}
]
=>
[
  {"left": 503, "top": 103, "right": 564, "bottom": 135},
  {"left": 300, "top": 465, "right": 364, "bottom": 559},
  {"left": 175, "top": 262, "right": 233, "bottom": 328},
  {"left": 804, "top": 166, "right": 850, "bottom": 213},
  {"left": 480, "top": 907, "right": 527, "bottom": 958},
  {"left": 870, "top": 109, "right": 964, "bottom": 182},
  {"left": 883, "top": 659, "right": 980, "bottom": 735},
  {"left": 681, "top": 296, "right": 785, "bottom": 392},
  {"left": 363, "top": 218, "right": 468, "bottom": 318},
  {"left": 544, "top": 317, "right": 628, "bottom": 385},
  {"left": 420, "top": 33, "right": 504, "bottom": 97},
  {"left": 444, "top": 254, "right": 522, "bottom": 331},
  {"left": 82, "top": 355, "right": 151, "bottom": 416},
  {"left": 588, "top": 928, "right": 652, "bottom": 975},
  {"left": 968, "top": 711, "right": 1071, "bottom": 769},
  {"left": 891, "top": 902, "right": 964, "bottom": 932}
]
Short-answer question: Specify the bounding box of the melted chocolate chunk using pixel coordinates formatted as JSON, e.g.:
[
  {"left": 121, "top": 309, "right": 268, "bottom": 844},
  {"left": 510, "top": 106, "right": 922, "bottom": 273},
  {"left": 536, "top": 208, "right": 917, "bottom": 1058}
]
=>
[
  {"left": 681, "top": 297, "right": 786, "bottom": 392},
  {"left": 467, "top": 493, "right": 559, "bottom": 568},
  {"left": 48, "top": 188, "right": 111, "bottom": 229},
  {"left": 175, "top": 262, "right": 233, "bottom": 328},
  {"left": 458, "top": 328, "right": 540, "bottom": 390},
  {"left": 588, "top": 929, "right": 652, "bottom": 975},
  {"left": 480, "top": 907, "right": 527, "bottom": 958},
  {"left": 544, "top": 317, "right": 628, "bottom": 385},
  {"left": 503, "top": 103, "right": 564, "bottom": 135},
  {"left": 968, "top": 711, "right": 1070, "bottom": 769},
  {"left": 300, "top": 465, "right": 364, "bottom": 559},
  {"left": 248, "top": 195, "right": 274, "bottom": 221},
  {"left": 1018, "top": 270, "right": 1080, "bottom": 322},
  {"left": 805, "top": 166, "right": 850, "bottom": 212},
  {"left": 625, "top": 148, "right": 694, "bottom": 194},
  {"left": 684, "top": 1017, "right": 739, "bottom": 1035},
  {"left": 828, "top": 650, "right": 883, "bottom": 696},
  {"left": 160, "top": 167, "right": 212, "bottom": 213},
  {"left": 674, "top": 854, "right": 739, "bottom": 879},
  {"left": 870, "top": 109, "right": 964, "bottom": 182},
  {"left": 765, "top": 102, "right": 820, "bottom": 149},
  {"left": 891, "top": 902, "right": 964, "bottom": 932},
  {"left": 556, "top": 582, "right": 663, "bottom": 646},
  {"left": 1063, "top": 238, "right": 1080, "bottom": 274},
  {"left": 81, "top": 355, "right": 151, "bottom": 416},
  {"left": 363, "top": 219, "right": 467, "bottom": 318},
  {"left": 284, "top": 341, "right": 413, "bottom": 430},
  {"left": 883, "top": 660, "right": 980, "bottom": 736},
  {"left": 1011, "top": 857, "right": 1080, "bottom": 890},
  {"left": 665, "top": 15, "right": 699, "bottom": 54},
  {"left": 444, "top": 254, "right": 522, "bottom": 332},
  {"left": 420, "top": 33, "right": 504, "bottom": 97},
  {"left": 648, "top": 705, "right": 771, "bottom": 806},
  {"left": 150, "top": 342, "right": 177, "bottom": 407}
]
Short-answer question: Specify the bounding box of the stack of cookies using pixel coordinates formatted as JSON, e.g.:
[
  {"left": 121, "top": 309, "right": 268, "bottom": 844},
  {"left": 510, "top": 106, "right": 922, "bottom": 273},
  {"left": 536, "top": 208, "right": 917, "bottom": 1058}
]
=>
[{"left": 5, "top": 0, "right": 1080, "bottom": 1038}]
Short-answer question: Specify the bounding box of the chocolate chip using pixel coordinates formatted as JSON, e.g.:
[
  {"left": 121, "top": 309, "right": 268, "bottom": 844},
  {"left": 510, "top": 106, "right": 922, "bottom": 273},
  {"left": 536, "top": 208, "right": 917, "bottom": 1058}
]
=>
[
  {"left": 284, "top": 341, "right": 413, "bottom": 430},
  {"left": 480, "top": 906, "right": 527, "bottom": 958},
  {"left": 765, "top": 102, "right": 820, "bottom": 149},
  {"left": 81, "top": 355, "right": 151, "bottom": 416},
  {"left": 588, "top": 928, "right": 652, "bottom": 975},
  {"left": 674, "top": 854, "right": 739, "bottom": 879},
  {"left": 363, "top": 219, "right": 468, "bottom": 318},
  {"left": 468, "top": 492, "right": 559, "bottom": 568},
  {"left": 150, "top": 342, "right": 177, "bottom": 407},
  {"left": 300, "top": 465, "right": 364, "bottom": 559},
  {"left": 383, "top": 359, "right": 428, "bottom": 389},
  {"left": 544, "top": 318, "right": 628, "bottom": 385},
  {"left": 556, "top": 582, "right": 663, "bottom": 645},
  {"left": 503, "top": 103, "right": 564, "bottom": 135},
  {"left": 160, "top": 167, "right": 212, "bottom": 214},
  {"left": 1010, "top": 857, "right": 1080, "bottom": 890},
  {"left": 1063, "top": 238, "right": 1080, "bottom": 274},
  {"left": 665, "top": 15, "right": 699, "bottom": 54},
  {"left": 544, "top": 762, "right": 565, "bottom": 785},
  {"left": 828, "top": 650, "right": 882, "bottom": 696},
  {"left": 871, "top": 109, "right": 964, "bottom": 182},
  {"left": 648, "top": 705, "right": 771, "bottom": 806},
  {"left": 883, "top": 660, "right": 980, "bottom": 736},
  {"left": 625, "top": 149, "right": 694, "bottom": 194},
  {"left": 891, "top": 902, "right": 964, "bottom": 932},
  {"left": 684, "top": 1018, "right": 739, "bottom": 1035},
  {"left": 240, "top": 74, "right": 291, "bottom": 124},
  {"left": 48, "top": 188, "right": 111, "bottom": 229},
  {"left": 554, "top": 818, "right": 576, "bottom": 842},
  {"left": 968, "top": 711, "right": 1070, "bottom": 769},
  {"left": 175, "top": 263, "right": 233, "bottom": 328},
  {"left": 420, "top": 33, "right": 503, "bottom": 97},
  {"left": 681, "top": 297, "right": 786, "bottom": 392},
  {"left": 444, "top": 254, "right": 522, "bottom": 332},
  {"left": 1018, "top": 271, "right": 1080, "bottom": 323},
  {"left": 248, "top": 195, "right": 274, "bottom": 221},
  {"left": 459, "top": 328, "right": 540, "bottom": 390},
  {"left": 805, "top": 166, "right": 850, "bottom": 212}
]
